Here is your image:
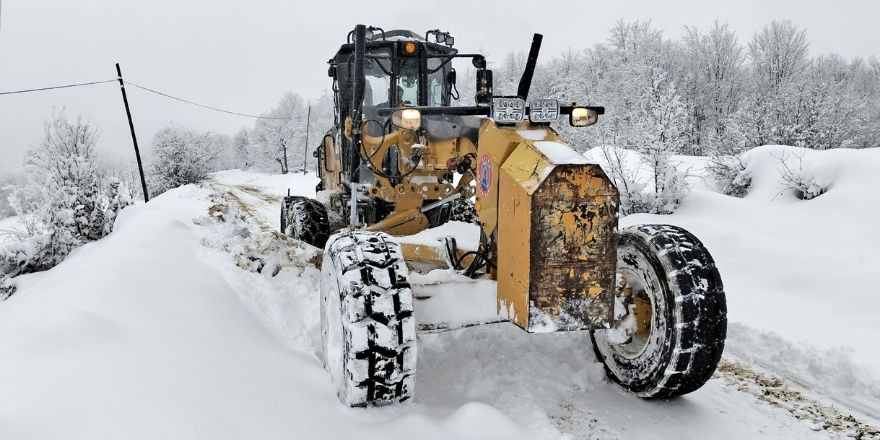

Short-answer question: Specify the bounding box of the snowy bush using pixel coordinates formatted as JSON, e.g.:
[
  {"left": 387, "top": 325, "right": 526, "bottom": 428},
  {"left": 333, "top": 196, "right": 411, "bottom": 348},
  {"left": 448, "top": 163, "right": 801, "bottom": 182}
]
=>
[
  {"left": 597, "top": 146, "right": 650, "bottom": 215},
  {"left": 0, "top": 276, "right": 15, "bottom": 301},
  {"left": 775, "top": 153, "right": 828, "bottom": 200},
  {"left": 149, "top": 126, "right": 223, "bottom": 195},
  {"left": 0, "top": 112, "right": 132, "bottom": 291},
  {"left": 596, "top": 145, "right": 688, "bottom": 215},
  {"left": 646, "top": 156, "right": 689, "bottom": 214},
  {"left": 707, "top": 154, "right": 751, "bottom": 197}
]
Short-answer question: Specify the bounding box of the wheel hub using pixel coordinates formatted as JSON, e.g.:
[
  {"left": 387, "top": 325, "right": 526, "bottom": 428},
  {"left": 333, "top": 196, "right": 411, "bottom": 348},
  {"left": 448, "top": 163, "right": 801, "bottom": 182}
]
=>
[{"left": 607, "top": 272, "right": 654, "bottom": 359}]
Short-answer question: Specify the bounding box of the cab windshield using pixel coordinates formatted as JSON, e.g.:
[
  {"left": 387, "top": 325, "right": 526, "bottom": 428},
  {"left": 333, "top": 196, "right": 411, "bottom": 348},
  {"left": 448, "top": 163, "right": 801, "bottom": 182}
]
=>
[
  {"left": 353, "top": 47, "right": 449, "bottom": 110},
  {"left": 396, "top": 56, "right": 447, "bottom": 107}
]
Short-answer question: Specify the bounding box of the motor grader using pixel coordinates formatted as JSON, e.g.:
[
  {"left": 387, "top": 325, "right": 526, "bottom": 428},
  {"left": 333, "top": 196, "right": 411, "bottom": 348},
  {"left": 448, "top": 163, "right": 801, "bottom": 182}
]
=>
[{"left": 281, "top": 25, "right": 727, "bottom": 406}]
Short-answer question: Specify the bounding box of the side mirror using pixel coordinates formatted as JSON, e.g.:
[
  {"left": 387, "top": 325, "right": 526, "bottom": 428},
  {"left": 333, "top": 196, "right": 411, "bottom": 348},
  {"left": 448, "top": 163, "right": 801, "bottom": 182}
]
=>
[
  {"left": 446, "top": 68, "right": 457, "bottom": 86},
  {"left": 446, "top": 68, "right": 457, "bottom": 99},
  {"left": 569, "top": 107, "right": 599, "bottom": 127},
  {"left": 475, "top": 69, "right": 493, "bottom": 105}
]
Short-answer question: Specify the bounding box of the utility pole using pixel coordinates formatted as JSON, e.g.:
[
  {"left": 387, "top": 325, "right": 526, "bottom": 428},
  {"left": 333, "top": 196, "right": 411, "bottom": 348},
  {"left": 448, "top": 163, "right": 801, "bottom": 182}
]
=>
[
  {"left": 115, "top": 63, "right": 149, "bottom": 203},
  {"left": 302, "top": 105, "right": 311, "bottom": 174}
]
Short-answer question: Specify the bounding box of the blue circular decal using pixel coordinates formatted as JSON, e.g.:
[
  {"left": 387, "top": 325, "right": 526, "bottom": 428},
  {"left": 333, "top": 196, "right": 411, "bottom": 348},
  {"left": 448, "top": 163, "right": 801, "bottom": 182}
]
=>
[{"left": 478, "top": 154, "right": 492, "bottom": 197}]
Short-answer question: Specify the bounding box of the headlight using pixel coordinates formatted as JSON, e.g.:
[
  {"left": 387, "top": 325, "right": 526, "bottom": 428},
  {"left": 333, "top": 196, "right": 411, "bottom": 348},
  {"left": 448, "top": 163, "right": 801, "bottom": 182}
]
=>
[
  {"left": 570, "top": 107, "right": 599, "bottom": 127},
  {"left": 491, "top": 97, "right": 526, "bottom": 125},
  {"left": 529, "top": 99, "right": 559, "bottom": 124},
  {"left": 392, "top": 108, "right": 422, "bottom": 130}
]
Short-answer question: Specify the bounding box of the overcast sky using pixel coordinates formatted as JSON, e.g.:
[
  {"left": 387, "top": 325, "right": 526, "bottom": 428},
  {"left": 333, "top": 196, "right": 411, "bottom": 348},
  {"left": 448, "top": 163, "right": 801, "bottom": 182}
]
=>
[{"left": 1, "top": 0, "right": 878, "bottom": 176}]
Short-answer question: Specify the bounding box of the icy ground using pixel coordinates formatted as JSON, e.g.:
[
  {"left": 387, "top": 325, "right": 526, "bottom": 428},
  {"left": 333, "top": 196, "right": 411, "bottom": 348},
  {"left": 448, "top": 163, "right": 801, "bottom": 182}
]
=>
[{"left": 1, "top": 146, "right": 879, "bottom": 439}]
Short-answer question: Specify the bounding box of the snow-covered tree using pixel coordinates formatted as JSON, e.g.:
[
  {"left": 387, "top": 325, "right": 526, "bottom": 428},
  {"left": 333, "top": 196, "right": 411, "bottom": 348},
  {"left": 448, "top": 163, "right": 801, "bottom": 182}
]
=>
[
  {"left": 251, "top": 92, "right": 308, "bottom": 174},
  {"left": 1, "top": 112, "right": 132, "bottom": 292},
  {"left": 607, "top": 19, "right": 662, "bottom": 63},
  {"left": 493, "top": 51, "right": 526, "bottom": 96},
  {"left": 748, "top": 20, "right": 809, "bottom": 89},
  {"left": 231, "top": 127, "right": 253, "bottom": 169},
  {"left": 148, "top": 126, "right": 223, "bottom": 195},
  {"left": 634, "top": 69, "right": 690, "bottom": 213},
  {"left": 680, "top": 20, "right": 745, "bottom": 152}
]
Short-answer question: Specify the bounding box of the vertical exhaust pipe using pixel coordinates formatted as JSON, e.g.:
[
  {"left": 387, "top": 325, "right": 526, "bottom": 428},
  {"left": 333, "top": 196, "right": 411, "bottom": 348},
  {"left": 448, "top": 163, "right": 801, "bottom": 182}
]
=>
[
  {"left": 517, "top": 33, "right": 543, "bottom": 101},
  {"left": 349, "top": 24, "right": 367, "bottom": 226},
  {"left": 351, "top": 24, "right": 366, "bottom": 168}
]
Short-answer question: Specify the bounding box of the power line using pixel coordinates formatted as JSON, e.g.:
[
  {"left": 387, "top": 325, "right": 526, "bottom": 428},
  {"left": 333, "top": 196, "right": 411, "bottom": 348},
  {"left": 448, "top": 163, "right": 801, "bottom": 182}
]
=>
[
  {"left": 0, "top": 79, "right": 117, "bottom": 96},
  {"left": 0, "top": 76, "right": 305, "bottom": 121},
  {"left": 123, "top": 80, "right": 299, "bottom": 120}
]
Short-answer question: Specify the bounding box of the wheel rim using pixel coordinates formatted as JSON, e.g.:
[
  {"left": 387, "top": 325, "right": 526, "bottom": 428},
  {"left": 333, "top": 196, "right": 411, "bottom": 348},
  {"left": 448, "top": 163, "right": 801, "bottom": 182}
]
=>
[
  {"left": 610, "top": 269, "right": 655, "bottom": 360},
  {"left": 593, "top": 237, "right": 669, "bottom": 374}
]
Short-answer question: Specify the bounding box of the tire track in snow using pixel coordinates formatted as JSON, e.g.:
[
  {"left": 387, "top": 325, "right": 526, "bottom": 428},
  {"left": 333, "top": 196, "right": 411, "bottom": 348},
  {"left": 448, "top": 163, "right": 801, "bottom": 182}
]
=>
[
  {"left": 551, "top": 359, "right": 880, "bottom": 439},
  {"left": 207, "top": 180, "right": 282, "bottom": 234},
  {"left": 715, "top": 359, "right": 880, "bottom": 439}
]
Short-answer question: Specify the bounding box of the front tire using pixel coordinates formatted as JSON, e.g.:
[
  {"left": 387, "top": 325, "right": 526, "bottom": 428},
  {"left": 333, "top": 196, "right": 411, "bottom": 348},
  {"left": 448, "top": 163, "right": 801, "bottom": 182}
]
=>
[
  {"left": 320, "top": 231, "right": 417, "bottom": 406},
  {"left": 590, "top": 224, "right": 727, "bottom": 398}
]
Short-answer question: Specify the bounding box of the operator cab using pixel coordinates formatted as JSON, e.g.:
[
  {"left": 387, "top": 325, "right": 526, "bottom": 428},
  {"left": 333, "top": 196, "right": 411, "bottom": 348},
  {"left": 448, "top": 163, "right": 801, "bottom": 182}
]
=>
[
  {"left": 327, "top": 28, "right": 480, "bottom": 191},
  {"left": 329, "top": 29, "right": 458, "bottom": 137}
]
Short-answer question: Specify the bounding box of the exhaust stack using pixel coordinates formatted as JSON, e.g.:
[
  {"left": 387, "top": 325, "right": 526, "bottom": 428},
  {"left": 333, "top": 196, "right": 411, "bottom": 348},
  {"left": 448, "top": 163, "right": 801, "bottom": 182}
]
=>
[{"left": 517, "top": 33, "right": 543, "bottom": 101}]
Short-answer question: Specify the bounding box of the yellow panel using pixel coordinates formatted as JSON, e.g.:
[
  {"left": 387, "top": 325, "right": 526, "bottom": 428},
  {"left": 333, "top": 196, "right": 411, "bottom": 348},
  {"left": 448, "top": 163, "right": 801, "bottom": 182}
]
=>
[
  {"left": 475, "top": 121, "right": 535, "bottom": 238},
  {"left": 496, "top": 168, "right": 532, "bottom": 329},
  {"left": 499, "top": 142, "right": 554, "bottom": 195}
]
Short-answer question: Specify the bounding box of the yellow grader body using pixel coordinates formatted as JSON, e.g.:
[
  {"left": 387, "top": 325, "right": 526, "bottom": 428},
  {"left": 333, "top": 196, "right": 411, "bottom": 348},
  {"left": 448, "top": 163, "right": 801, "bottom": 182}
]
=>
[
  {"left": 286, "top": 25, "right": 727, "bottom": 407},
  {"left": 333, "top": 115, "right": 620, "bottom": 332}
]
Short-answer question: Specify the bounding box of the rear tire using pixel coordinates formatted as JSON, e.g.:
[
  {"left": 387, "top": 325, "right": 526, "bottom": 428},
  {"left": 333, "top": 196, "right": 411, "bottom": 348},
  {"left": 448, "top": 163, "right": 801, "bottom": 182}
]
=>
[
  {"left": 281, "top": 196, "right": 330, "bottom": 249},
  {"left": 590, "top": 224, "right": 727, "bottom": 398},
  {"left": 320, "top": 231, "right": 417, "bottom": 406}
]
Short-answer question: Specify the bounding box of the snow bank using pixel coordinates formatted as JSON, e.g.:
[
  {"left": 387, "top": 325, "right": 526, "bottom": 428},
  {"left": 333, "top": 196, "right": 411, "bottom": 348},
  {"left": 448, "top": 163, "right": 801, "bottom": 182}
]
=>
[
  {"left": 584, "top": 146, "right": 713, "bottom": 192},
  {"left": 0, "top": 184, "right": 526, "bottom": 440}
]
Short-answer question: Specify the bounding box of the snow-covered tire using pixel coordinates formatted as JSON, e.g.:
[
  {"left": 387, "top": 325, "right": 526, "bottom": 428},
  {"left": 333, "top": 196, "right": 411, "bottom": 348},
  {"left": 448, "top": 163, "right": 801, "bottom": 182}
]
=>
[
  {"left": 320, "top": 231, "right": 417, "bottom": 406},
  {"left": 449, "top": 197, "right": 479, "bottom": 224},
  {"left": 281, "top": 196, "right": 330, "bottom": 249},
  {"left": 590, "top": 224, "right": 727, "bottom": 398}
]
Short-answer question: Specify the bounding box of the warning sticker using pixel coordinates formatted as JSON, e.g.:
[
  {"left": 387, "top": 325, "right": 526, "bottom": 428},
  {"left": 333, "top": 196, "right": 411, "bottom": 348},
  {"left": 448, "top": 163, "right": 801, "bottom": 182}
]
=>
[{"left": 478, "top": 154, "right": 492, "bottom": 197}]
